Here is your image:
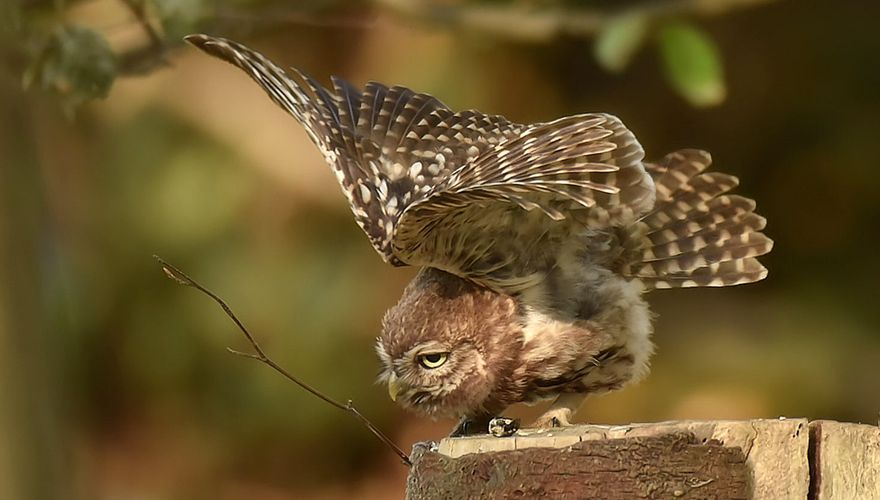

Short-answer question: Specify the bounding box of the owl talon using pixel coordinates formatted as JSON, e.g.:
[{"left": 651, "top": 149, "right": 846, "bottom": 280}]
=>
[
  {"left": 449, "top": 415, "right": 494, "bottom": 437},
  {"left": 533, "top": 413, "right": 572, "bottom": 429}
]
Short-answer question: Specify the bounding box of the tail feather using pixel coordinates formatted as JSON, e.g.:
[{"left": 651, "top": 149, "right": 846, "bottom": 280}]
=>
[
  {"left": 645, "top": 196, "right": 760, "bottom": 244},
  {"left": 642, "top": 172, "right": 739, "bottom": 228},
  {"left": 647, "top": 149, "right": 711, "bottom": 202},
  {"left": 647, "top": 258, "right": 769, "bottom": 289},
  {"left": 644, "top": 213, "right": 768, "bottom": 258},
  {"left": 627, "top": 149, "right": 773, "bottom": 289},
  {"left": 636, "top": 232, "right": 772, "bottom": 272}
]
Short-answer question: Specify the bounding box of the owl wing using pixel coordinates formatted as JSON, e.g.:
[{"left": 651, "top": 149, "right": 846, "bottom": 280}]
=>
[
  {"left": 186, "top": 34, "right": 525, "bottom": 264},
  {"left": 187, "top": 35, "right": 654, "bottom": 289},
  {"left": 392, "top": 113, "right": 655, "bottom": 289}
]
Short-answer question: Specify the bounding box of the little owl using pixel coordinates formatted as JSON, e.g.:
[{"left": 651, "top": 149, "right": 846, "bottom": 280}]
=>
[{"left": 187, "top": 35, "right": 773, "bottom": 435}]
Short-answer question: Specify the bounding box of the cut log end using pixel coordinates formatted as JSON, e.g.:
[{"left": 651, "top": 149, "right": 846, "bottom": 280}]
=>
[{"left": 406, "top": 419, "right": 880, "bottom": 500}]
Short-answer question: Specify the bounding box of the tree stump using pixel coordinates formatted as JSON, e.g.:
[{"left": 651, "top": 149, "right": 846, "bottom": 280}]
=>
[{"left": 407, "top": 419, "right": 880, "bottom": 499}]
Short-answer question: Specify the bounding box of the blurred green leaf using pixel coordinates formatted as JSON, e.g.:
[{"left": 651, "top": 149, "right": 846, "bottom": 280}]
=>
[
  {"left": 657, "top": 21, "right": 726, "bottom": 107},
  {"left": 594, "top": 12, "right": 648, "bottom": 73},
  {"left": 152, "top": 0, "right": 205, "bottom": 41},
  {"left": 23, "top": 25, "right": 116, "bottom": 112}
]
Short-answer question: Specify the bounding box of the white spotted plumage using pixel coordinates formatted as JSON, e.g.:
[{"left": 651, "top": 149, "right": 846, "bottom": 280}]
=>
[
  {"left": 187, "top": 35, "right": 654, "bottom": 281},
  {"left": 187, "top": 35, "right": 771, "bottom": 292},
  {"left": 189, "top": 34, "right": 774, "bottom": 433}
]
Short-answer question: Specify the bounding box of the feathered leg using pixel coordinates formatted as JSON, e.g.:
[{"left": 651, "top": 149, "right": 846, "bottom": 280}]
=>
[{"left": 533, "top": 393, "right": 588, "bottom": 428}]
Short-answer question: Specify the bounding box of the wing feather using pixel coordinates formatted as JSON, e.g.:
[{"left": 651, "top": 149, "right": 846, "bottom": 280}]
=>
[
  {"left": 187, "top": 35, "right": 661, "bottom": 290},
  {"left": 186, "top": 34, "right": 523, "bottom": 262},
  {"left": 392, "top": 114, "right": 653, "bottom": 285}
]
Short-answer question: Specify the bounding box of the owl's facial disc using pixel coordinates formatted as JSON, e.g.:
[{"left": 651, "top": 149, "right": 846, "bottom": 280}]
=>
[
  {"left": 388, "top": 350, "right": 450, "bottom": 399},
  {"left": 377, "top": 268, "right": 521, "bottom": 418},
  {"left": 377, "top": 339, "right": 489, "bottom": 418}
]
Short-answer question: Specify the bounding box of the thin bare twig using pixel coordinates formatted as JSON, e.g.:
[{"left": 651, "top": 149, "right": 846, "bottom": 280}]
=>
[{"left": 154, "top": 255, "right": 412, "bottom": 466}]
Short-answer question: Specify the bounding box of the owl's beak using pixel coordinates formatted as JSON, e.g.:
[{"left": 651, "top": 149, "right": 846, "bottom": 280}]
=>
[{"left": 387, "top": 373, "right": 402, "bottom": 402}]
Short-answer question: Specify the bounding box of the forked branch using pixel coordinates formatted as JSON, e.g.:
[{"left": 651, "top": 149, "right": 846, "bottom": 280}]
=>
[{"left": 154, "top": 256, "right": 412, "bottom": 466}]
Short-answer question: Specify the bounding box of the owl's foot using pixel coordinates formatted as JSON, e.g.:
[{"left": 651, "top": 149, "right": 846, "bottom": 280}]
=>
[
  {"left": 532, "top": 393, "right": 586, "bottom": 429},
  {"left": 488, "top": 417, "right": 520, "bottom": 437},
  {"left": 532, "top": 410, "right": 572, "bottom": 429},
  {"left": 449, "top": 414, "right": 494, "bottom": 437}
]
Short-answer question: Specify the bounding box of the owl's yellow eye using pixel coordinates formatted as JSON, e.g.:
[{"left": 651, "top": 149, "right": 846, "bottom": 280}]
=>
[{"left": 418, "top": 352, "right": 448, "bottom": 369}]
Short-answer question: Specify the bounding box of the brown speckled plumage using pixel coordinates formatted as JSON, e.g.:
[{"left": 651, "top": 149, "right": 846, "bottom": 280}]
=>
[
  {"left": 188, "top": 35, "right": 774, "bottom": 434},
  {"left": 379, "top": 268, "right": 524, "bottom": 419}
]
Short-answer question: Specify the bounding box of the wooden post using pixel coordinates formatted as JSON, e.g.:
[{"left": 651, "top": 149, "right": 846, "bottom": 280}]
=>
[{"left": 406, "top": 419, "right": 880, "bottom": 499}]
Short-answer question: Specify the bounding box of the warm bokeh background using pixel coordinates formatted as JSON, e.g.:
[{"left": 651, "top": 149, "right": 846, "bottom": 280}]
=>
[{"left": 2, "top": 0, "right": 878, "bottom": 498}]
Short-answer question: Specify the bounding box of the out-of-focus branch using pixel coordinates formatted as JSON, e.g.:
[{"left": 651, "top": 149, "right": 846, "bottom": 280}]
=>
[
  {"left": 9, "top": 0, "right": 779, "bottom": 107},
  {"left": 374, "top": 0, "right": 779, "bottom": 42},
  {"left": 154, "top": 256, "right": 412, "bottom": 467},
  {"left": 109, "top": 0, "right": 782, "bottom": 75},
  {"left": 117, "top": 0, "right": 168, "bottom": 75},
  {"left": 114, "top": 2, "right": 374, "bottom": 75},
  {"left": 119, "top": 0, "right": 164, "bottom": 49}
]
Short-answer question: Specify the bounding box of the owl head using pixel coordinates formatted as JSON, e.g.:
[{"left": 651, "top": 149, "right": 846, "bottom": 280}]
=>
[{"left": 376, "top": 268, "right": 523, "bottom": 419}]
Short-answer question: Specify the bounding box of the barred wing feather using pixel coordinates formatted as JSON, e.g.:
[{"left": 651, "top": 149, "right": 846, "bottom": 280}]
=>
[
  {"left": 393, "top": 113, "right": 655, "bottom": 286},
  {"left": 185, "top": 34, "right": 523, "bottom": 264}
]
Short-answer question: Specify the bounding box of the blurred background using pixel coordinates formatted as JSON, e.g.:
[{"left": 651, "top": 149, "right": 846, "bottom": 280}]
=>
[{"left": 1, "top": 0, "right": 878, "bottom": 498}]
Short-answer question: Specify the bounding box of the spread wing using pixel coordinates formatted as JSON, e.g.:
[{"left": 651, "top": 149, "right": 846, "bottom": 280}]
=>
[
  {"left": 186, "top": 34, "right": 525, "bottom": 264},
  {"left": 187, "top": 35, "right": 654, "bottom": 290},
  {"left": 392, "top": 113, "right": 654, "bottom": 287}
]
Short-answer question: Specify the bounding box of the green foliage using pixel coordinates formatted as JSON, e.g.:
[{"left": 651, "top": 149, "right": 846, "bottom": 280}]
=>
[
  {"left": 5, "top": 1, "right": 738, "bottom": 111},
  {"left": 593, "top": 14, "right": 729, "bottom": 107},
  {"left": 152, "top": 0, "right": 205, "bottom": 41},
  {"left": 593, "top": 12, "right": 649, "bottom": 73},
  {"left": 22, "top": 25, "right": 117, "bottom": 113},
  {"left": 657, "top": 21, "right": 726, "bottom": 107}
]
